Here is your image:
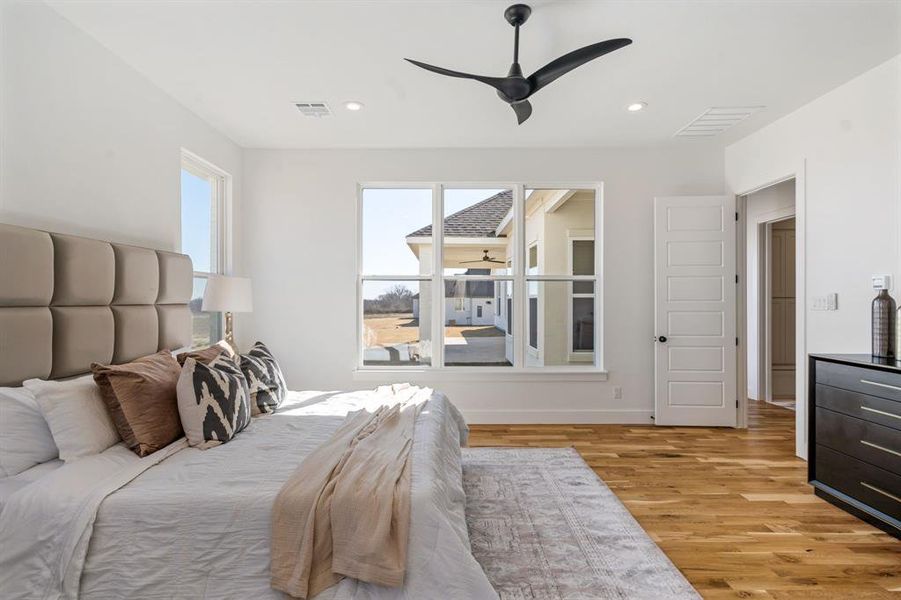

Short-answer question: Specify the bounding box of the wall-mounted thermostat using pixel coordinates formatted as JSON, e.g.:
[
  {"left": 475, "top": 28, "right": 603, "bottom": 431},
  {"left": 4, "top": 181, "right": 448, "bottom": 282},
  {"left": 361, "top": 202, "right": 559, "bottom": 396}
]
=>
[{"left": 872, "top": 274, "right": 892, "bottom": 290}]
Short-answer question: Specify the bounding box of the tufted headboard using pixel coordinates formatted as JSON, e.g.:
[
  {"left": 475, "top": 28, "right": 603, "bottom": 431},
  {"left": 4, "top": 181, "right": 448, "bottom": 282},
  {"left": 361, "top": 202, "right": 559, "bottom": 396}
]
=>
[{"left": 0, "top": 223, "right": 193, "bottom": 387}]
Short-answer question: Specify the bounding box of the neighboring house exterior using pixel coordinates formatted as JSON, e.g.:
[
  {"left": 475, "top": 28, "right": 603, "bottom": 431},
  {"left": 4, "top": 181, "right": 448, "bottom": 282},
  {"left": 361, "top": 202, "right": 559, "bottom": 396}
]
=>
[
  {"left": 406, "top": 188, "right": 595, "bottom": 367},
  {"left": 412, "top": 271, "right": 496, "bottom": 326}
]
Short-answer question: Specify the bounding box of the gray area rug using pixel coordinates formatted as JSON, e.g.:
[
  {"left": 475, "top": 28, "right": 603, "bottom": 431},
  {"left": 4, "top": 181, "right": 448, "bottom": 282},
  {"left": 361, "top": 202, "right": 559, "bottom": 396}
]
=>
[{"left": 462, "top": 448, "right": 700, "bottom": 600}]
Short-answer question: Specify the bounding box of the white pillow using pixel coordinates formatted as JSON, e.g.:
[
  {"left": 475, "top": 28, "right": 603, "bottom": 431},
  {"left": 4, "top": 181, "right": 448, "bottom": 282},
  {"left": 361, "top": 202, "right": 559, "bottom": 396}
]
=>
[
  {"left": 0, "top": 386, "right": 59, "bottom": 477},
  {"left": 24, "top": 375, "right": 120, "bottom": 462}
]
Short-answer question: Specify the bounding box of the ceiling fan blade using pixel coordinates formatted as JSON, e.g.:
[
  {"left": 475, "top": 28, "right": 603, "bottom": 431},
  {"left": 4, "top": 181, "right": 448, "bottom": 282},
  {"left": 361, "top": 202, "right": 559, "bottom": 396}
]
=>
[
  {"left": 526, "top": 38, "right": 632, "bottom": 94},
  {"left": 486, "top": 259, "right": 506, "bottom": 264},
  {"left": 405, "top": 58, "right": 514, "bottom": 97},
  {"left": 459, "top": 259, "right": 488, "bottom": 264},
  {"left": 511, "top": 100, "right": 532, "bottom": 124}
]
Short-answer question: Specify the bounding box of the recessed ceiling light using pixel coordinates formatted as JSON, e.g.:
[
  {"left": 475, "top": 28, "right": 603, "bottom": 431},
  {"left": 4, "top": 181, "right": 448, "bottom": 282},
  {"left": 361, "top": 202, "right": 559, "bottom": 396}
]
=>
[
  {"left": 344, "top": 101, "right": 364, "bottom": 111},
  {"left": 627, "top": 102, "right": 647, "bottom": 112}
]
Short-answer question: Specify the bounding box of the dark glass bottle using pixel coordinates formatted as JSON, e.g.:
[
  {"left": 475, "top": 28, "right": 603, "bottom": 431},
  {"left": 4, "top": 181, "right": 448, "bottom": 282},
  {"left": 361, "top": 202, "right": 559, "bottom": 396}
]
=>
[{"left": 872, "top": 289, "right": 896, "bottom": 358}]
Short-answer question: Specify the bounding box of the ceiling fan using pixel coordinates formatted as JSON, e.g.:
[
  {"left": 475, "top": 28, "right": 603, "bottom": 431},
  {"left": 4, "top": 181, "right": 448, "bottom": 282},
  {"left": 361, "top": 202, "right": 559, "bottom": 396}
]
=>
[
  {"left": 461, "top": 250, "right": 506, "bottom": 265},
  {"left": 405, "top": 4, "right": 632, "bottom": 125}
]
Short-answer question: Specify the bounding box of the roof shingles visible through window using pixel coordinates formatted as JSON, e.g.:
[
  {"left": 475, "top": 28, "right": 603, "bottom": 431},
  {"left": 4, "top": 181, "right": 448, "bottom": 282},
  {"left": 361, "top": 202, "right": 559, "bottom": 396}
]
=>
[{"left": 407, "top": 190, "right": 512, "bottom": 238}]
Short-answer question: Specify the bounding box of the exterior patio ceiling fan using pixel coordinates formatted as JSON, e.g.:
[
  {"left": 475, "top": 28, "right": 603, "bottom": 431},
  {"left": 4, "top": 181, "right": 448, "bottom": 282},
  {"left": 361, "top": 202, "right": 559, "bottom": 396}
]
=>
[
  {"left": 405, "top": 4, "right": 632, "bottom": 124},
  {"left": 461, "top": 250, "right": 506, "bottom": 265}
]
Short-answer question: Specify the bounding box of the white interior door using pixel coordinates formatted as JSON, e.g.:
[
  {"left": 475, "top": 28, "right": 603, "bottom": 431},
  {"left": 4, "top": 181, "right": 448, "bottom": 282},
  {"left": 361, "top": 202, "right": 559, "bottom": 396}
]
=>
[{"left": 654, "top": 196, "right": 737, "bottom": 426}]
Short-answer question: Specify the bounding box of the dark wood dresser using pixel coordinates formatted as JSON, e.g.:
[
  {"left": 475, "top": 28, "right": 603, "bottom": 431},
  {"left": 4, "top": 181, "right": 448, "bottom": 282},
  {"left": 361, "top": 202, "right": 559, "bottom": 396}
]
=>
[{"left": 809, "top": 354, "right": 901, "bottom": 537}]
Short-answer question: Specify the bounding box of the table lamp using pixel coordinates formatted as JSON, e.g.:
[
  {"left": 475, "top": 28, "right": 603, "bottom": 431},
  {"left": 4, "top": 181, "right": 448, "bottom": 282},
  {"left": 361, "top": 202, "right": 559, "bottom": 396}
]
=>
[{"left": 202, "top": 275, "right": 253, "bottom": 348}]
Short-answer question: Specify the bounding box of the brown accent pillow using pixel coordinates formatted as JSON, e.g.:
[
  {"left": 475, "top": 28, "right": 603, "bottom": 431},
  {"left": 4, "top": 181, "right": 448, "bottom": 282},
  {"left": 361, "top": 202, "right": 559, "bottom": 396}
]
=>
[
  {"left": 175, "top": 340, "right": 236, "bottom": 366},
  {"left": 91, "top": 350, "right": 183, "bottom": 457}
]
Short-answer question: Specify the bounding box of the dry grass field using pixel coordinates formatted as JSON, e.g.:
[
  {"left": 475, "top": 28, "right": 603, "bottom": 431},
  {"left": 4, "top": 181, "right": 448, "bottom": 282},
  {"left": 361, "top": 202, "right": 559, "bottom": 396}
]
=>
[{"left": 363, "top": 313, "right": 503, "bottom": 347}]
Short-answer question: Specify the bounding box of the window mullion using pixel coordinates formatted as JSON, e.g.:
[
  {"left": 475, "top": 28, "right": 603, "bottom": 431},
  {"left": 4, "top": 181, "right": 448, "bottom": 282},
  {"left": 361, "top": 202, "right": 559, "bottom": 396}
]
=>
[
  {"left": 432, "top": 183, "right": 444, "bottom": 369},
  {"left": 595, "top": 182, "right": 605, "bottom": 370},
  {"left": 513, "top": 184, "right": 526, "bottom": 369}
]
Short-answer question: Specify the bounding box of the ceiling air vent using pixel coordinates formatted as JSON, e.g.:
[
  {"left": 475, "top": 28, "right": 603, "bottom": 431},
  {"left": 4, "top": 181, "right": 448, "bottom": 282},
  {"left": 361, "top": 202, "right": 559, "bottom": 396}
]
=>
[
  {"left": 294, "top": 102, "right": 331, "bottom": 118},
  {"left": 674, "top": 106, "right": 764, "bottom": 137}
]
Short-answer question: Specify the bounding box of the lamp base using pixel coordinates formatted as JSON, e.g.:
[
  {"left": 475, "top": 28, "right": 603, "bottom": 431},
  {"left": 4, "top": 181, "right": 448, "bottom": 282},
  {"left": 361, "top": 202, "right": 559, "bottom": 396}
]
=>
[{"left": 224, "top": 311, "right": 235, "bottom": 350}]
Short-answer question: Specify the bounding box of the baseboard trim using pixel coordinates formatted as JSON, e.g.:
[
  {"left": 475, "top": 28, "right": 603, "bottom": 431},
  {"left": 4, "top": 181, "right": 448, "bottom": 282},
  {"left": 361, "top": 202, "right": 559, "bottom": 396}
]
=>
[{"left": 461, "top": 409, "right": 654, "bottom": 425}]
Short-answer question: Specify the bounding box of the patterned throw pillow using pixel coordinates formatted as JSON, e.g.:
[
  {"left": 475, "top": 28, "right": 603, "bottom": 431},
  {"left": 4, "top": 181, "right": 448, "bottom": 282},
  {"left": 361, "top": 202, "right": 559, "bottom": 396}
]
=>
[
  {"left": 176, "top": 354, "right": 251, "bottom": 449},
  {"left": 239, "top": 342, "right": 287, "bottom": 416}
]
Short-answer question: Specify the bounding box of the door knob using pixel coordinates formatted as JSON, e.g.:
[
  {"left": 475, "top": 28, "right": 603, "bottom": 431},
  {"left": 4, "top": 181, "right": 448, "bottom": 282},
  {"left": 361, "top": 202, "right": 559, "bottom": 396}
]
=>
[{"left": 655, "top": 335, "right": 668, "bottom": 343}]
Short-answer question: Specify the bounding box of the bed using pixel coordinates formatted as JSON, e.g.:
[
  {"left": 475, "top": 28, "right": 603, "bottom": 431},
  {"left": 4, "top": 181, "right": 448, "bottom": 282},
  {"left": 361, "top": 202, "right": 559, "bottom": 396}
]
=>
[{"left": 0, "top": 223, "right": 497, "bottom": 600}]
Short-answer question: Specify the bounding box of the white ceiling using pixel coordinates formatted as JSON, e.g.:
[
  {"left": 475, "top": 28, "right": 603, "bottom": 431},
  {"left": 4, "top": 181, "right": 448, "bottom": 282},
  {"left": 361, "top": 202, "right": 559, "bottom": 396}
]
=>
[{"left": 47, "top": 0, "right": 901, "bottom": 149}]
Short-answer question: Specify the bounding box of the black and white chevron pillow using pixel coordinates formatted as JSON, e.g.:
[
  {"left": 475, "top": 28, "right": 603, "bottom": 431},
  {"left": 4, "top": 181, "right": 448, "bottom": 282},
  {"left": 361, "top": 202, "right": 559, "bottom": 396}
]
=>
[
  {"left": 239, "top": 342, "right": 287, "bottom": 416},
  {"left": 176, "top": 354, "right": 251, "bottom": 449}
]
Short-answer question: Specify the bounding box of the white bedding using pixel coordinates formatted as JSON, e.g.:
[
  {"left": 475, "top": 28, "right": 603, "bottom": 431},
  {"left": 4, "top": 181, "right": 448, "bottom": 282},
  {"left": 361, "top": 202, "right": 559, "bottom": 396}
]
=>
[
  {"left": 0, "top": 459, "right": 64, "bottom": 513},
  {"left": 0, "top": 389, "right": 498, "bottom": 600}
]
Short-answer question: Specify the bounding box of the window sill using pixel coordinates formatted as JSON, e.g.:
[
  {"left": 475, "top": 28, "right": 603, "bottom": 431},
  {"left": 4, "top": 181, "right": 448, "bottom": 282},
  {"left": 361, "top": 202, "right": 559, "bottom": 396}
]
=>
[{"left": 352, "top": 368, "right": 608, "bottom": 383}]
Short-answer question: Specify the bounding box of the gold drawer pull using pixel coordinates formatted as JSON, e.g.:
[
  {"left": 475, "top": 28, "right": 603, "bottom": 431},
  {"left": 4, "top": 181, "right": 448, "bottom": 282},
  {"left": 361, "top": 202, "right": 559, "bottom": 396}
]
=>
[
  {"left": 861, "top": 482, "right": 901, "bottom": 504},
  {"left": 860, "top": 379, "right": 901, "bottom": 392},
  {"left": 861, "top": 440, "right": 901, "bottom": 458},
  {"left": 861, "top": 405, "right": 901, "bottom": 420}
]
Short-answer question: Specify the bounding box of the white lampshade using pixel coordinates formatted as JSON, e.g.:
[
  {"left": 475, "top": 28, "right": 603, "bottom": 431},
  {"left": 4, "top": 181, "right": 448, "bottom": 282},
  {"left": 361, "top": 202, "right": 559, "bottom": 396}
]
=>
[{"left": 202, "top": 275, "right": 253, "bottom": 313}]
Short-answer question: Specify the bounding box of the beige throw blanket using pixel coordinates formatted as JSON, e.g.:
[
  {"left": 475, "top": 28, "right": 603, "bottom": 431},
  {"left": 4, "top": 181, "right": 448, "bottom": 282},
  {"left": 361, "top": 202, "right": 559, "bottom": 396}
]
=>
[{"left": 270, "top": 385, "right": 430, "bottom": 599}]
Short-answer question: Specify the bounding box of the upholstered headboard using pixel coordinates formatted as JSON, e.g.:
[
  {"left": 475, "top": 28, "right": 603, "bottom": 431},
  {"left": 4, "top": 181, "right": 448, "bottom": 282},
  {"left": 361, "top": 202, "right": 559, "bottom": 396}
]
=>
[{"left": 0, "top": 223, "right": 193, "bottom": 387}]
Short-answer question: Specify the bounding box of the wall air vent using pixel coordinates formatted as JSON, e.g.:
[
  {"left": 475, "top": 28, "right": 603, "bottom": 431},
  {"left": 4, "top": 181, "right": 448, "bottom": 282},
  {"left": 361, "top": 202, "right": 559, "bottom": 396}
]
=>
[
  {"left": 294, "top": 102, "right": 331, "bottom": 118},
  {"left": 674, "top": 106, "right": 765, "bottom": 137}
]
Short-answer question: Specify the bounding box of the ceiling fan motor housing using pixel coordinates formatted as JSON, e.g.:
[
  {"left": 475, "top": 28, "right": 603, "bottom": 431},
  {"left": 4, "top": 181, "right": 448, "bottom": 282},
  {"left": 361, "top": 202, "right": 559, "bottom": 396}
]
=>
[{"left": 504, "top": 4, "right": 532, "bottom": 27}]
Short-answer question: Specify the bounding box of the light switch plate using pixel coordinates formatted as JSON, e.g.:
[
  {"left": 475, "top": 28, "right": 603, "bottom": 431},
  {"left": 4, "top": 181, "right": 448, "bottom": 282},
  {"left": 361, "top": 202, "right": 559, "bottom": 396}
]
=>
[{"left": 812, "top": 294, "right": 839, "bottom": 311}]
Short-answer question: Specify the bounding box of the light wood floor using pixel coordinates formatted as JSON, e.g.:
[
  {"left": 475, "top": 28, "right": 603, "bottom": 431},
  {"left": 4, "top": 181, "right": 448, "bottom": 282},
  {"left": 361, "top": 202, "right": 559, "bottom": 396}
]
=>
[{"left": 468, "top": 401, "right": 900, "bottom": 599}]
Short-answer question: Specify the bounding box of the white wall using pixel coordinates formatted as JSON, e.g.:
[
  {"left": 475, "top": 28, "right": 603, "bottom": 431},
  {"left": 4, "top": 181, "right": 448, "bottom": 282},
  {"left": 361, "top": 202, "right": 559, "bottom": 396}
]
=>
[
  {"left": 0, "top": 0, "right": 242, "bottom": 257},
  {"left": 726, "top": 54, "right": 901, "bottom": 455},
  {"left": 239, "top": 146, "right": 725, "bottom": 423},
  {"left": 744, "top": 179, "right": 795, "bottom": 399}
]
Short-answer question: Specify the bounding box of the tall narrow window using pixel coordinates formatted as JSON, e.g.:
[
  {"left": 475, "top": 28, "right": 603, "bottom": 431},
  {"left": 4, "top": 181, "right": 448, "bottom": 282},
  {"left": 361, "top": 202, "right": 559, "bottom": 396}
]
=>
[
  {"left": 525, "top": 188, "right": 597, "bottom": 367},
  {"left": 180, "top": 151, "right": 229, "bottom": 348},
  {"left": 442, "top": 188, "right": 513, "bottom": 367},
  {"left": 361, "top": 188, "right": 432, "bottom": 366}
]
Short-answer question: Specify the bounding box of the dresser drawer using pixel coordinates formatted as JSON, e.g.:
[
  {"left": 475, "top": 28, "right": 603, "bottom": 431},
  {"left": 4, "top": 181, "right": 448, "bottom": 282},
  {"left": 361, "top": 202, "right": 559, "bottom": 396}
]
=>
[
  {"left": 815, "top": 384, "right": 901, "bottom": 431},
  {"left": 815, "top": 445, "right": 901, "bottom": 521},
  {"left": 815, "top": 361, "right": 901, "bottom": 404},
  {"left": 816, "top": 408, "right": 901, "bottom": 475}
]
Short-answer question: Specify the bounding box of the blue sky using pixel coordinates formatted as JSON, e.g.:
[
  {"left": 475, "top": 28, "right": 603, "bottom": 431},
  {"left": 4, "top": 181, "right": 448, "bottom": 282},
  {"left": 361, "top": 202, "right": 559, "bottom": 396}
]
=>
[
  {"left": 180, "top": 168, "right": 213, "bottom": 273},
  {"left": 362, "top": 188, "right": 505, "bottom": 299}
]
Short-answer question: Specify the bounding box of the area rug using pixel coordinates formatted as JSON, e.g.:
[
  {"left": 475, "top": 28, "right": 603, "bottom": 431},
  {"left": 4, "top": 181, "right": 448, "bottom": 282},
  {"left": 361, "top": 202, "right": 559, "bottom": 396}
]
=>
[{"left": 462, "top": 447, "right": 700, "bottom": 600}]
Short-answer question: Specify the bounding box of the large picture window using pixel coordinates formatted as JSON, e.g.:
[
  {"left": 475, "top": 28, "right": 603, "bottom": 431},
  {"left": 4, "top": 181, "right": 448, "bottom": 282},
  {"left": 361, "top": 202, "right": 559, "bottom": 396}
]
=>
[
  {"left": 359, "top": 184, "right": 602, "bottom": 371},
  {"left": 180, "top": 150, "right": 230, "bottom": 348}
]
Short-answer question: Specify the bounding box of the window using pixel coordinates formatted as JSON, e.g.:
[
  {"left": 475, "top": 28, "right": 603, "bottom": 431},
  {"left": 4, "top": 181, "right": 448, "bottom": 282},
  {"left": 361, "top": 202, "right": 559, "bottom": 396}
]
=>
[
  {"left": 180, "top": 150, "right": 229, "bottom": 348},
  {"left": 570, "top": 239, "right": 595, "bottom": 358},
  {"left": 361, "top": 188, "right": 432, "bottom": 366},
  {"left": 358, "top": 184, "right": 602, "bottom": 371}
]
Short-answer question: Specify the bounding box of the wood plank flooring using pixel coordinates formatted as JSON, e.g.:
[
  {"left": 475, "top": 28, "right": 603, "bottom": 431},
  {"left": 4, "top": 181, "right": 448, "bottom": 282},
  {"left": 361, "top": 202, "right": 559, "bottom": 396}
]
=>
[{"left": 468, "top": 401, "right": 900, "bottom": 599}]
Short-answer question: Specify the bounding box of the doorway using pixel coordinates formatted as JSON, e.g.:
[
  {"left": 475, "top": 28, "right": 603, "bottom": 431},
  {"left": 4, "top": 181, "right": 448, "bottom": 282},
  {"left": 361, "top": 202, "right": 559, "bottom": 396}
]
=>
[{"left": 742, "top": 179, "right": 797, "bottom": 417}]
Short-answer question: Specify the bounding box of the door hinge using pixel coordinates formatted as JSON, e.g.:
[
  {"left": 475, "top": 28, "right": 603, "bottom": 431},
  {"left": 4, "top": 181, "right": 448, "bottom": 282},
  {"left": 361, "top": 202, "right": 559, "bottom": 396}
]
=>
[
  {"left": 736, "top": 337, "right": 740, "bottom": 346},
  {"left": 735, "top": 274, "right": 739, "bottom": 284},
  {"left": 735, "top": 211, "right": 739, "bottom": 221}
]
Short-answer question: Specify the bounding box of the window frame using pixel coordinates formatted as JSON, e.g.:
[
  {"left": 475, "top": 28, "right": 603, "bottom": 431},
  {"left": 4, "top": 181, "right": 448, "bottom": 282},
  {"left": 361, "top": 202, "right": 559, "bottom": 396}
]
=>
[
  {"left": 356, "top": 182, "right": 605, "bottom": 376},
  {"left": 179, "top": 148, "right": 232, "bottom": 347}
]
